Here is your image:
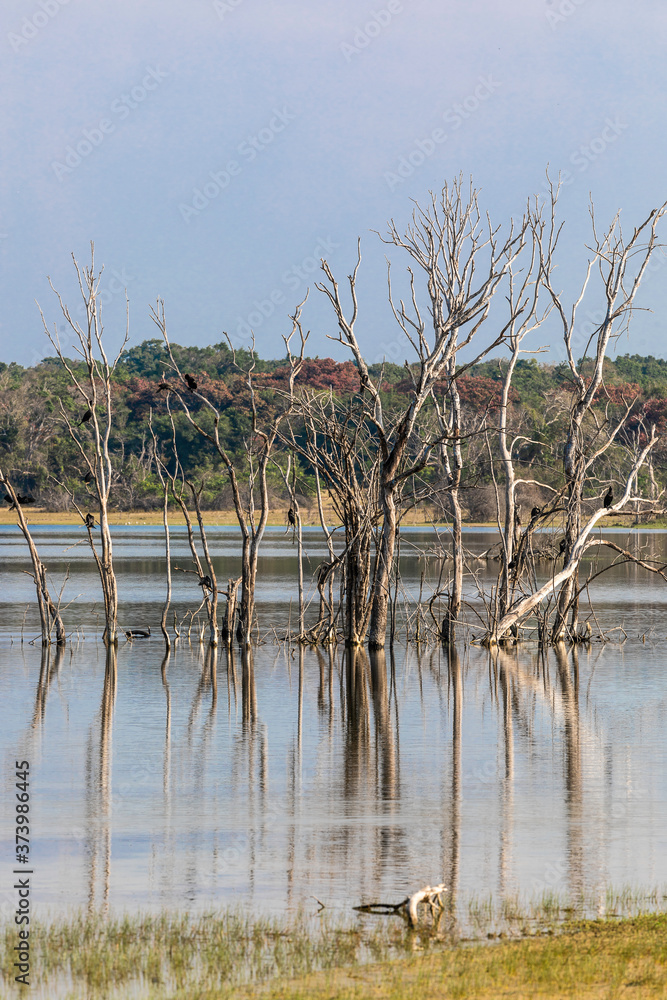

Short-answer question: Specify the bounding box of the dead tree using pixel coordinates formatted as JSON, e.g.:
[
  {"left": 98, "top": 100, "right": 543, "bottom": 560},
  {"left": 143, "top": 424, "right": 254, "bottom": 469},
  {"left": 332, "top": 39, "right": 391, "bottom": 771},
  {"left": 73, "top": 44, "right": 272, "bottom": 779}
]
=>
[
  {"left": 0, "top": 469, "right": 66, "bottom": 645},
  {"left": 273, "top": 453, "right": 306, "bottom": 640},
  {"left": 153, "top": 298, "right": 307, "bottom": 646},
  {"left": 487, "top": 430, "right": 659, "bottom": 643},
  {"left": 311, "top": 179, "right": 532, "bottom": 647},
  {"left": 538, "top": 191, "right": 667, "bottom": 640},
  {"left": 281, "top": 388, "right": 379, "bottom": 645},
  {"left": 156, "top": 396, "right": 219, "bottom": 645},
  {"left": 312, "top": 465, "right": 337, "bottom": 643},
  {"left": 39, "top": 245, "right": 127, "bottom": 645}
]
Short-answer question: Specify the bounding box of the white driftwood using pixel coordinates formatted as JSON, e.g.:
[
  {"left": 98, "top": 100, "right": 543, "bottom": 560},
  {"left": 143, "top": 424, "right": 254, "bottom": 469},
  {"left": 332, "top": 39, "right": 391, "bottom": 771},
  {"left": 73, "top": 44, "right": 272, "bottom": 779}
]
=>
[{"left": 406, "top": 883, "right": 447, "bottom": 926}]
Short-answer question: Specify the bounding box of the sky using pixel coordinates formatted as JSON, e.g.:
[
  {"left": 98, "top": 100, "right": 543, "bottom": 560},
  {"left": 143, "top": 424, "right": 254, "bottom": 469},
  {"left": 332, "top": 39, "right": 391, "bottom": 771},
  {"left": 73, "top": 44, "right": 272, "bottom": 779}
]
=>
[{"left": 1, "top": 0, "right": 667, "bottom": 370}]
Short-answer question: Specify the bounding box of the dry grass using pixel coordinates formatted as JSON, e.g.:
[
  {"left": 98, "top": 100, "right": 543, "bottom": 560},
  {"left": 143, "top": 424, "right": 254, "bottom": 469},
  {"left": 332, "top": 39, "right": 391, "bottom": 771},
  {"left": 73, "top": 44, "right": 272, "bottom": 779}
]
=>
[
  {"left": 0, "top": 504, "right": 440, "bottom": 529},
  {"left": 246, "top": 913, "right": 667, "bottom": 999}
]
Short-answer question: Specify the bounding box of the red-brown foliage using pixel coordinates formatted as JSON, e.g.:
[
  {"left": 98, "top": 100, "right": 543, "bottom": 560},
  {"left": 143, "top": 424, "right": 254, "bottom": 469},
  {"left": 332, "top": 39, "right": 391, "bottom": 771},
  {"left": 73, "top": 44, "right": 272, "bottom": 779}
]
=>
[
  {"left": 393, "top": 375, "right": 517, "bottom": 411},
  {"left": 259, "top": 358, "right": 361, "bottom": 393},
  {"left": 593, "top": 382, "right": 643, "bottom": 406}
]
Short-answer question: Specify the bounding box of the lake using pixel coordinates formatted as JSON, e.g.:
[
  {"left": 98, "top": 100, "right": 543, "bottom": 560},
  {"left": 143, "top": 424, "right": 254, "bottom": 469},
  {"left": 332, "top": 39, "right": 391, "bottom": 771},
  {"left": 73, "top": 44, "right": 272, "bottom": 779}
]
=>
[{"left": 1, "top": 525, "right": 666, "bottom": 923}]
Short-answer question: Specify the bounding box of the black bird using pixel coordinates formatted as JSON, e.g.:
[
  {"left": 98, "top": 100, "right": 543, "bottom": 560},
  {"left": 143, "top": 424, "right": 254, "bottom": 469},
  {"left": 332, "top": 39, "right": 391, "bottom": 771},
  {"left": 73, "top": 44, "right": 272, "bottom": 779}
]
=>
[
  {"left": 2, "top": 494, "right": 11, "bottom": 504},
  {"left": 603, "top": 486, "right": 613, "bottom": 509},
  {"left": 558, "top": 538, "right": 567, "bottom": 554},
  {"left": 198, "top": 574, "right": 212, "bottom": 589},
  {"left": 17, "top": 495, "right": 34, "bottom": 504},
  {"left": 184, "top": 373, "right": 198, "bottom": 392},
  {"left": 83, "top": 470, "right": 93, "bottom": 484},
  {"left": 125, "top": 627, "right": 151, "bottom": 639},
  {"left": 85, "top": 513, "right": 95, "bottom": 528},
  {"left": 287, "top": 507, "right": 296, "bottom": 527},
  {"left": 508, "top": 559, "right": 517, "bottom": 570},
  {"left": 316, "top": 560, "right": 335, "bottom": 588},
  {"left": 79, "top": 408, "right": 93, "bottom": 425},
  {"left": 531, "top": 506, "right": 541, "bottom": 520},
  {"left": 156, "top": 382, "right": 172, "bottom": 392}
]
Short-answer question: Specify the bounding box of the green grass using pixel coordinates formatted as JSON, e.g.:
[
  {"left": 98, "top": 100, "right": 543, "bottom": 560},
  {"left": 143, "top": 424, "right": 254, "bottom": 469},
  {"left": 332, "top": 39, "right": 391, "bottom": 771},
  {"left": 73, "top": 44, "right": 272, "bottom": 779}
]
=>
[
  {"left": 0, "top": 908, "right": 413, "bottom": 999},
  {"left": 2, "top": 889, "right": 667, "bottom": 999}
]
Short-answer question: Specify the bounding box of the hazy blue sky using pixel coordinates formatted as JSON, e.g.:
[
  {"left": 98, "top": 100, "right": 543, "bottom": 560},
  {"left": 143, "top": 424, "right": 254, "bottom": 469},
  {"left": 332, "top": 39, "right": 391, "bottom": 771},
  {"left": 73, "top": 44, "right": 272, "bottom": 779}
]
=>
[{"left": 1, "top": 0, "right": 666, "bottom": 368}]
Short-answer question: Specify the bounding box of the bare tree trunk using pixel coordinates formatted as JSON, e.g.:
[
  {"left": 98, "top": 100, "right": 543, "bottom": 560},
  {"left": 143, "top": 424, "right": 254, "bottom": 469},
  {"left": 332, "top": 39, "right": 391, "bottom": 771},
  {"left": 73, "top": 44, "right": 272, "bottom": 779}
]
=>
[
  {"left": 189, "top": 484, "right": 218, "bottom": 646},
  {"left": 295, "top": 507, "right": 304, "bottom": 639},
  {"left": 149, "top": 413, "right": 172, "bottom": 650},
  {"left": 275, "top": 454, "right": 306, "bottom": 640},
  {"left": 221, "top": 577, "right": 241, "bottom": 643},
  {"left": 238, "top": 536, "right": 256, "bottom": 647},
  {"left": 1, "top": 468, "right": 66, "bottom": 645},
  {"left": 160, "top": 486, "right": 172, "bottom": 649},
  {"left": 446, "top": 376, "right": 464, "bottom": 643},
  {"left": 314, "top": 466, "right": 336, "bottom": 642},
  {"left": 368, "top": 489, "right": 397, "bottom": 649},
  {"left": 344, "top": 506, "right": 373, "bottom": 645}
]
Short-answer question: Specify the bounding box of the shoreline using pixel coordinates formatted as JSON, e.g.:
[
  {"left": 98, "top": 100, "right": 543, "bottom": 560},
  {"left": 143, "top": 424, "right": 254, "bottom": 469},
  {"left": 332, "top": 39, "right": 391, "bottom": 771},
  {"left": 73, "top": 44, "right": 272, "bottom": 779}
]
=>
[{"left": 0, "top": 507, "right": 664, "bottom": 530}]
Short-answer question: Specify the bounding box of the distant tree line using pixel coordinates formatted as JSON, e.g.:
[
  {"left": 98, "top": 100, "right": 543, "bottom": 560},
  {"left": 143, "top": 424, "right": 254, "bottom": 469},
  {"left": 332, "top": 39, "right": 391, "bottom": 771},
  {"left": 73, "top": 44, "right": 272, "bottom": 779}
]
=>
[{"left": 2, "top": 342, "right": 667, "bottom": 517}]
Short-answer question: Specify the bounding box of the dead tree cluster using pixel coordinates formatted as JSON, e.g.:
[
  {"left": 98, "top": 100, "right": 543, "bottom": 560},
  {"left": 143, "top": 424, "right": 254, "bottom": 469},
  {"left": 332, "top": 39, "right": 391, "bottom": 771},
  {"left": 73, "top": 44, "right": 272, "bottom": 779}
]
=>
[{"left": 7, "top": 181, "right": 667, "bottom": 649}]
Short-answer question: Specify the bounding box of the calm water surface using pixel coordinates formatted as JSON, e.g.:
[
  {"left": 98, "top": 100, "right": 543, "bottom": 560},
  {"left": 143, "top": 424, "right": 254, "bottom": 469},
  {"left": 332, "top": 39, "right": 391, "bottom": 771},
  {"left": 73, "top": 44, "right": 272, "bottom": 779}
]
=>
[{"left": 0, "top": 526, "right": 666, "bottom": 919}]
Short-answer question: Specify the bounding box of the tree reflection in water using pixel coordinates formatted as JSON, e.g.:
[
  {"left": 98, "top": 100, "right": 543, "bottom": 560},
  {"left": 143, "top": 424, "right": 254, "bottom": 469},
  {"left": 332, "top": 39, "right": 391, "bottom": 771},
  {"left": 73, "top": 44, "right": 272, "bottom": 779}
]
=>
[{"left": 9, "top": 636, "right": 664, "bottom": 917}]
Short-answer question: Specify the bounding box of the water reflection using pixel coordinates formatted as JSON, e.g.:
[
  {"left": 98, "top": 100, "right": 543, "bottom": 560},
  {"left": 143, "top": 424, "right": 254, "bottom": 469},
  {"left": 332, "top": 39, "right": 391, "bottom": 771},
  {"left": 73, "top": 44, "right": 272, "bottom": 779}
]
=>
[
  {"left": 496, "top": 648, "right": 514, "bottom": 899},
  {"left": 444, "top": 644, "right": 461, "bottom": 915},
  {"left": 31, "top": 644, "right": 64, "bottom": 732},
  {"left": 555, "top": 642, "right": 584, "bottom": 897},
  {"left": 2, "top": 636, "right": 666, "bottom": 918},
  {"left": 85, "top": 646, "right": 116, "bottom": 915}
]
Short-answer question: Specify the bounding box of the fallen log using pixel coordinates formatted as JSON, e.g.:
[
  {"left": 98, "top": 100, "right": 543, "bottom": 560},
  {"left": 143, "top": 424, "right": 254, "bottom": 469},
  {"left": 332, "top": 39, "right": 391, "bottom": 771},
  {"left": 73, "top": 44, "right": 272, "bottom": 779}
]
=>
[{"left": 354, "top": 883, "right": 448, "bottom": 927}]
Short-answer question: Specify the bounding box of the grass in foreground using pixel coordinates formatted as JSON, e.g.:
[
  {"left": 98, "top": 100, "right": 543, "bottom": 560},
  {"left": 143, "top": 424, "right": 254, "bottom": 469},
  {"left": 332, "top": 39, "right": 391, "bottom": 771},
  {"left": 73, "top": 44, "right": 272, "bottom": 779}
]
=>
[
  {"left": 245, "top": 913, "right": 667, "bottom": 999},
  {"left": 2, "top": 896, "right": 667, "bottom": 999},
  {"left": 0, "top": 909, "right": 410, "bottom": 1000}
]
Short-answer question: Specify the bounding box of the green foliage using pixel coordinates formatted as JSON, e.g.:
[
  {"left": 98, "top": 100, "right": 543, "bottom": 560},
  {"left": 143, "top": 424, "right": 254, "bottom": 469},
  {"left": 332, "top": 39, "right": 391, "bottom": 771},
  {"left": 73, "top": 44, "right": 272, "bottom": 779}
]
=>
[
  {"left": 2, "top": 339, "right": 667, "bottom": 510},
  {"left": 610, "top": 353, "right": 667, "bottom": 394}
]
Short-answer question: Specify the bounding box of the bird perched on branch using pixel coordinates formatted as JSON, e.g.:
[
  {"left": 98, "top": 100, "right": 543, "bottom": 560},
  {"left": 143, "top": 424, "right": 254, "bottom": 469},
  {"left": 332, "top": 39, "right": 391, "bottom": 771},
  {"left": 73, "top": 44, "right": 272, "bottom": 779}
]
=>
[
  {"left": 287, "top": 507, "right": 296, "bottom": 527},
  {"left": 603, "top": 486, "right": 613, "bottom": 509},
  {"left": 184, "top": 373, "right": 197, "bottom": 392},
  {"left": 316, "top": 559, "right": 337, "bottom": 588},
  {"left": 83, "top": 470, "right": 93, "bottom": 484},
  {"left": 156, "top": 382, "right": 172, "bottom": 392},
  {"left": 531, "top": 506, "right": 541, "bottom": 520},
  {"left": 17, "top": 495, "right": 34, "bottom": 505},
  {"left": 558, "top": 538, "right": 567, "bottom": 554},
  {"left": 79, "top": 408, "right": 93, "bottom": 425},
  {"left": 198, "top": 574, "right": 213, "bottom": 590},
  {"left": 85, "top": 513, "right": 95, "bottom": 528}
]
